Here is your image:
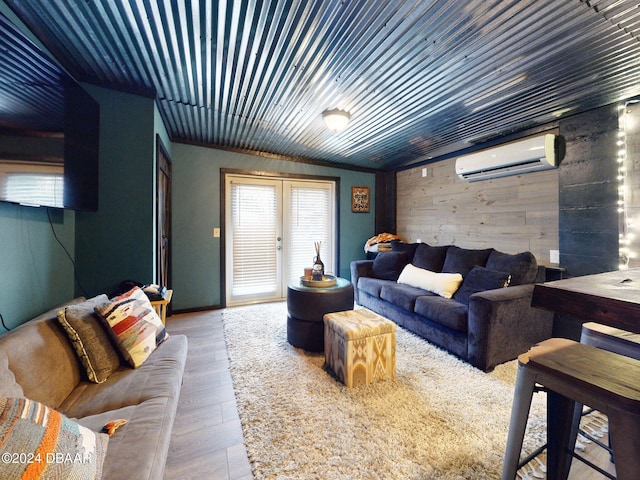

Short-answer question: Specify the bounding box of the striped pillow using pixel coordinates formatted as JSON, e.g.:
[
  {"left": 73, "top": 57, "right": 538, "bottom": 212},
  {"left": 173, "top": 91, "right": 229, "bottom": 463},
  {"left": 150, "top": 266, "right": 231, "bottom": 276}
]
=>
[
  {"left": 0, "top": 397, "right": 108, "bottom": 479},
  {"left": 57, "top": 294, "right": 121, "bottom": 383},
  {"left": 95, "top": 286, "right": 169, "bottom": 368}
]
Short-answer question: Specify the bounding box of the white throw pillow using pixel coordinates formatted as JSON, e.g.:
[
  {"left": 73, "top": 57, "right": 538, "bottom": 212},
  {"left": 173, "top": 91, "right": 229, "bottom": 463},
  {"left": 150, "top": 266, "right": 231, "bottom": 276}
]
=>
[{"left": 397, "top": 264, "right": 463, "bottom": 299}]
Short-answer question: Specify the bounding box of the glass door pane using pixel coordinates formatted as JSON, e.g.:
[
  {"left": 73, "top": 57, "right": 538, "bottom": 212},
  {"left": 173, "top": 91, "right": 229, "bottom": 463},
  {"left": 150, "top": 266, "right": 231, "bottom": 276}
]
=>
[
  {"left": 226, "top": 177, "right": 282, "bottom": 305},
  {"left": 284, "top": 181, "right": 335, "bottom": 285}
]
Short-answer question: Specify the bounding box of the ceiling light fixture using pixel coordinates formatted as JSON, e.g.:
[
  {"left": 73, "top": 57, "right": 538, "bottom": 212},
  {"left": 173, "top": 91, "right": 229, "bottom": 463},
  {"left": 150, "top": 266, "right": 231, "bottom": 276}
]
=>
[{"left": 322, "top": 108, "right": 350, "bottom": 132}]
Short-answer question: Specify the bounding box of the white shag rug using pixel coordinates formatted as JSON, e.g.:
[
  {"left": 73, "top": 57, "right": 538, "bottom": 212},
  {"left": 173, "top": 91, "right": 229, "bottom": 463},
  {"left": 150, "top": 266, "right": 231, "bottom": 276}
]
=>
[{"left": 223, "top": 302, "right": 547, "bottom": 480}]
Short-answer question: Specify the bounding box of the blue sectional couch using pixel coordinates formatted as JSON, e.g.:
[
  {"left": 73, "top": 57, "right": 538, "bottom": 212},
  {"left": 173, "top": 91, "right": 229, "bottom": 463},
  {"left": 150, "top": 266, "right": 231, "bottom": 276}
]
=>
[{"left": 351, "top": 242, "right": 553, "bottom": 371}]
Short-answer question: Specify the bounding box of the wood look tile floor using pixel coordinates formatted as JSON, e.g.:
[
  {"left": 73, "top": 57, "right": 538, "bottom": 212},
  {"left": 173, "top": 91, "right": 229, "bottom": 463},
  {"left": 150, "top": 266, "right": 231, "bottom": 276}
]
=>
[
  {"left": 162, "top": 309, "right": 614, "bottom": 480},
  {"left": 164, "top": 310, "right": 253, "bottom": 480}
]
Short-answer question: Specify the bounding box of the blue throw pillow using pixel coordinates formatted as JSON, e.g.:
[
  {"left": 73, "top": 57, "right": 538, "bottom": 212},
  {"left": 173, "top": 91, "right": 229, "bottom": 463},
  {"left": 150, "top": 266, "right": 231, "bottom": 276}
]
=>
[
  {"left": 486, "top": 250, "right": 537, "bottom": 285},
  {"left": 442, "top": 246, "right": 493, "bottom": 276},
  {"left": 412, "top": 243, "right": 449, "bottom": 272},
  {"left": 390, "top": 241, "right": 420, "bottom": 262},
  {"left": 453, "top": 266, "right": 511, "bottom": 305},
  {"left": 371, "top": 251, "right": 408, "bottom": 281}
]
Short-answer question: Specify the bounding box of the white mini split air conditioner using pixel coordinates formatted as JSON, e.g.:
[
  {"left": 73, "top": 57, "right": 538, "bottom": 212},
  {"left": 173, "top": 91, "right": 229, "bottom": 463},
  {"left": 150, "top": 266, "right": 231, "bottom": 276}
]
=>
[{"left": 455, "top": 134, "right": 562, "bottom": 182}]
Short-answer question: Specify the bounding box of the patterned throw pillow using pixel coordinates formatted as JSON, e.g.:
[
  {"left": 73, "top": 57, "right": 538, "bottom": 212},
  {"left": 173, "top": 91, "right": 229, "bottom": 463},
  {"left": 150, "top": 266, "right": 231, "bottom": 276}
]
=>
[
  {"left": 95, "top": 287, "right": 169, "bottom": 368},
  {"left": 57, "top": 294, "right": 122, "bottom": 383},
  {"left": 0, "top": 397, "right": 108, "bottom": 479}
]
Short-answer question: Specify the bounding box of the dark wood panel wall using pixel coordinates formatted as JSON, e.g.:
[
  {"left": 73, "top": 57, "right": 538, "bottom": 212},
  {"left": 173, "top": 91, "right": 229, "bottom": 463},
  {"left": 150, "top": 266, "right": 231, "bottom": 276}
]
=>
[
  {"left": 558, "top": 105, "right": 620, "bottom": 277},
  {"left": 375, "top": 171, "right": 396, "bottom": 234}
]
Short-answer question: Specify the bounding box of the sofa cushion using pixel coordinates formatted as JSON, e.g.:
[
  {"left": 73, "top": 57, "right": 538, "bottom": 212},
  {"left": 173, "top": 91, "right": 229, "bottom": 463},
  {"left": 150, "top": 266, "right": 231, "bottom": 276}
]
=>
[
  {"left": 411, "top": 243, "right": 449, "bottom": 272},
  {"left": 414, "top": 295, "right": 469, "bottom": 332},
  {"left": 453, "top": 266, "right": 512, "bottom": 305},
  {"left": 77, "top": 397, "right": 176, "bottom": 480},
  {"left": 442, "top": 246, "right": 493, "bottom": 276},
  {"left": 486, "top": 250, "right": 538, "bottom": 285},
  {"left": 397, "top": 264, "right": 463, "bottom": 299},
  {"left": 57, "top": 294, "right": 122, "bottom": 384},
  {"left": 370, "top": 251, "right": 408, "bottom": 281},
  {"left": 0, "top": 397, "right": 109, "bottom": 479},
  {"left": 380, "top": 283, "right": 435, "bottom": 312},
  {"left": 95, "top": 287, "right": 169, "bottom": 369},
  {"left": 59, "top": 334, "right": 188, "bottom": 420},
  {"left": 357, "top": 277, "right": 395, "bottom": 299}
]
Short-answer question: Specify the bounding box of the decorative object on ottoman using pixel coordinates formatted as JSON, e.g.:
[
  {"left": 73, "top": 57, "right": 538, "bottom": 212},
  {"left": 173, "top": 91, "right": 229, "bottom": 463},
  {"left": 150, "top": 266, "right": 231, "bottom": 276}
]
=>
[
  {"left": 312, "top": 241, "right": 325, "bottom": 280},
  {"left": 323, "top": 308, "right": 396, "bottom": 387}
]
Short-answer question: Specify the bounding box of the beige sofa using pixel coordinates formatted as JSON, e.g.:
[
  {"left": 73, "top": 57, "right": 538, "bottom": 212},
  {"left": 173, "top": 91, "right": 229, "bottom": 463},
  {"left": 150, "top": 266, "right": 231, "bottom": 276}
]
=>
[{"left": 0, "top": 296, "right": 188, "bottom": 480}]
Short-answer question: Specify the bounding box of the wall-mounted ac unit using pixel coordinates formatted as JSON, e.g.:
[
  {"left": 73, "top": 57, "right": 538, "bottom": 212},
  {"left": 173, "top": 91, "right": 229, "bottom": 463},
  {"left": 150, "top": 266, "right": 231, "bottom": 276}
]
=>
[{"left": 455, "top": 134, "right": 562, "bottom": 182}]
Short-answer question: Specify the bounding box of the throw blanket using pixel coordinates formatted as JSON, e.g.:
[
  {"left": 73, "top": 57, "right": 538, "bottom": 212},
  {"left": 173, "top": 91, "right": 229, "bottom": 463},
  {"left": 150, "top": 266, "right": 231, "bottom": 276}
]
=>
[{"left": 364, "top": 232, "right": 401, "bottom": 252}]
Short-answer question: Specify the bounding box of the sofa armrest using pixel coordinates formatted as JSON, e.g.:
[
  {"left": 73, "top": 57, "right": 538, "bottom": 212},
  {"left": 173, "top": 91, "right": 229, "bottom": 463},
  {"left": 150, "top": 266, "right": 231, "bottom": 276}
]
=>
[
  {"left": 466, "top": 284, "right": 554, "bottom": 371},
  {"left": 350, "top": 260, "right": 374, "bottom": 304}
]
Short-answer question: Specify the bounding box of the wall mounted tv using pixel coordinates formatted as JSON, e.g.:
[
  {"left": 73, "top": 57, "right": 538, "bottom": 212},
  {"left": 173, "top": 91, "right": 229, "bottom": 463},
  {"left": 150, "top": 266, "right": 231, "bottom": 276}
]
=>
[{"left": 0, "top": 12, "right": 99, "bottom": 211}]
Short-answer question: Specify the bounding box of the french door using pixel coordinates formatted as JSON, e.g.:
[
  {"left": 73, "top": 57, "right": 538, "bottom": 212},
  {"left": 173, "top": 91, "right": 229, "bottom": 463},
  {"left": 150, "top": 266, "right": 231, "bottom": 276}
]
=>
[{"left": 225, "top": 174, "right": 335, "bottom": 306}]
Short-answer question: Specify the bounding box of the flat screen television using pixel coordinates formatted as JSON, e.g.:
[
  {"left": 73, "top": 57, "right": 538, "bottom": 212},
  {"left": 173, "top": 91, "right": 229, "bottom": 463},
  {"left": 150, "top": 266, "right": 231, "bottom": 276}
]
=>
[{"left": 0, "top": 12, "right": 99, "bottom": 211}]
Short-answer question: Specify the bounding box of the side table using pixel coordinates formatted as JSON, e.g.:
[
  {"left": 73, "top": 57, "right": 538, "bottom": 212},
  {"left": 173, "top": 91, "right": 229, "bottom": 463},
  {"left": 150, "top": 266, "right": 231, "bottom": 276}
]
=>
[
  {"left": 150, "top": 289, "right": 173, "bottom": 325},
  {"left": 287, "top": 277, "right": 354, "bottom": 352}
]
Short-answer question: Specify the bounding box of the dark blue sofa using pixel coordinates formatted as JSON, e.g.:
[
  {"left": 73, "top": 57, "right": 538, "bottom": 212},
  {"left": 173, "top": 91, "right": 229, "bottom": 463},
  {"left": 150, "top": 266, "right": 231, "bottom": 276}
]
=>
[{"left": 350, "top": 242, "right": 553, "bottom": 371}]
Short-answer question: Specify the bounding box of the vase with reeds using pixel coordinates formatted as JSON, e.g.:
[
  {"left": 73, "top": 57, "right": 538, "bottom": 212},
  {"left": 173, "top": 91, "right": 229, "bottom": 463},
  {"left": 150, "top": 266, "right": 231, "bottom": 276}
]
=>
[{"left": 312, "top": 242, "right": 324, "bottom": 281}]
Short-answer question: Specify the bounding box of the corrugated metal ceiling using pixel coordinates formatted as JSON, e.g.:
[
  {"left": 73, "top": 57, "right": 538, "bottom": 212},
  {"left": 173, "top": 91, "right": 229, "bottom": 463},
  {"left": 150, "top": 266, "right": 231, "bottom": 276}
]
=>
[
  {"left": 0, "top": 13, "right": 64, "bottom": 132},
  {"left": 3, "top": 0, "right": 640, "bottom": 171}
]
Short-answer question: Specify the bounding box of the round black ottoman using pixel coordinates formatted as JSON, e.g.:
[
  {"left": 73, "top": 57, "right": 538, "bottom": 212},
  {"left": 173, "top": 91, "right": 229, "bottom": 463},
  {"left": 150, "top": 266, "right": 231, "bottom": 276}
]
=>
[{"left": 286, "top": 277, "right": 354, "bottom": 352}]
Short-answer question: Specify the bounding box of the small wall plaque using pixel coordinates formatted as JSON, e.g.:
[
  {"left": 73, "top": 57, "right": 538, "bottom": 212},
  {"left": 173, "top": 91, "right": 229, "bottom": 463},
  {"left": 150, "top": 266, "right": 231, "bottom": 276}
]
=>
[{"left": 351, "top": 186, "right": 370, "bottom": 213}]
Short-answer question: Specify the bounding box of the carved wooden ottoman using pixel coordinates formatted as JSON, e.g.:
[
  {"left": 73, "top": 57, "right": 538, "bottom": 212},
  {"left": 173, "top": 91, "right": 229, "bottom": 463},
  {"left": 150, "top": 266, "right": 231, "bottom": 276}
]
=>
[{"left": 323, "top": 308, "right": 396, "bottom": 387}]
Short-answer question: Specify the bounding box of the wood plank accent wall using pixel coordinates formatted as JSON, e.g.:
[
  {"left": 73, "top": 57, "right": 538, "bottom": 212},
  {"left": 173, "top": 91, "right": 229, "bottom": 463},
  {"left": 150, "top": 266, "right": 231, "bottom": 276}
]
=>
[{"left": 396, "top": 158, "right": 559, "bottom": 265}]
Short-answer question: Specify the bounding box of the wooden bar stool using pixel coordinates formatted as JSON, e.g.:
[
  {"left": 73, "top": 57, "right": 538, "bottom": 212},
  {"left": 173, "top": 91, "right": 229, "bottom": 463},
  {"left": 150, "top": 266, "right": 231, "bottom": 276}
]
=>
[
  {"left": 568, "top": 322, "right": 640, "bottom": 469},
  {"left": 580, "top": 322, "right": 640, "bottom": 359},
  {"left": 501, "top": 338, "right": 640, "bottom": 480}
]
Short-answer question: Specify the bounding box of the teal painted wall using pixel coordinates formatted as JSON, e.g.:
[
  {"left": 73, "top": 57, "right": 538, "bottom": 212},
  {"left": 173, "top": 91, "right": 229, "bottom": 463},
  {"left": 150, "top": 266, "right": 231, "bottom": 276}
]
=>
[
  {"left": 171, "top": 143, "right": 376, "bottom": 310},
  {"left": 74, "top": 85, "right": 157, "bottom": 297},
  {"left": 154, "top": 107, "right": 172, "bottom": 154},
  {"left": 0, "top": 203, "right": 75, "bottom": 329}
]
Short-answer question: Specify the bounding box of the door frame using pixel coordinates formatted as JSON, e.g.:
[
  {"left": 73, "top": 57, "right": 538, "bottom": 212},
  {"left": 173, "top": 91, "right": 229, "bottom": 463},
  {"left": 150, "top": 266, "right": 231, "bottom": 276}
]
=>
[
  {"left": 155, "top": 135, "right": 172, "bottom": 289},
  {"left": 220, "top": 168, "right": 340, "bottom": 308}
]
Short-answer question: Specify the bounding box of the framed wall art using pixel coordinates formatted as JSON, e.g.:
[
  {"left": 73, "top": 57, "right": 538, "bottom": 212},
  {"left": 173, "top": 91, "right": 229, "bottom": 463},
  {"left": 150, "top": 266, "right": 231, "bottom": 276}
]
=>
[{"left": 351, "top": 186, "right": 370, "bottom": 213}]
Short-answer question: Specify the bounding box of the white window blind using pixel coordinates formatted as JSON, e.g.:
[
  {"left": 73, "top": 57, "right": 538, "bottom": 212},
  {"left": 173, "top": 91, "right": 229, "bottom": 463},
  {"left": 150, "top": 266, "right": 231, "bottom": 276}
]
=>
[
  {"left": 230, "top": 182, "right": 279, "bottom": 297},
  {"left": 286, "top": 183, "right": 333, "bottom": 285},
  {"left": 4, "top": 173, "right": 63, "bottom": 206}
]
